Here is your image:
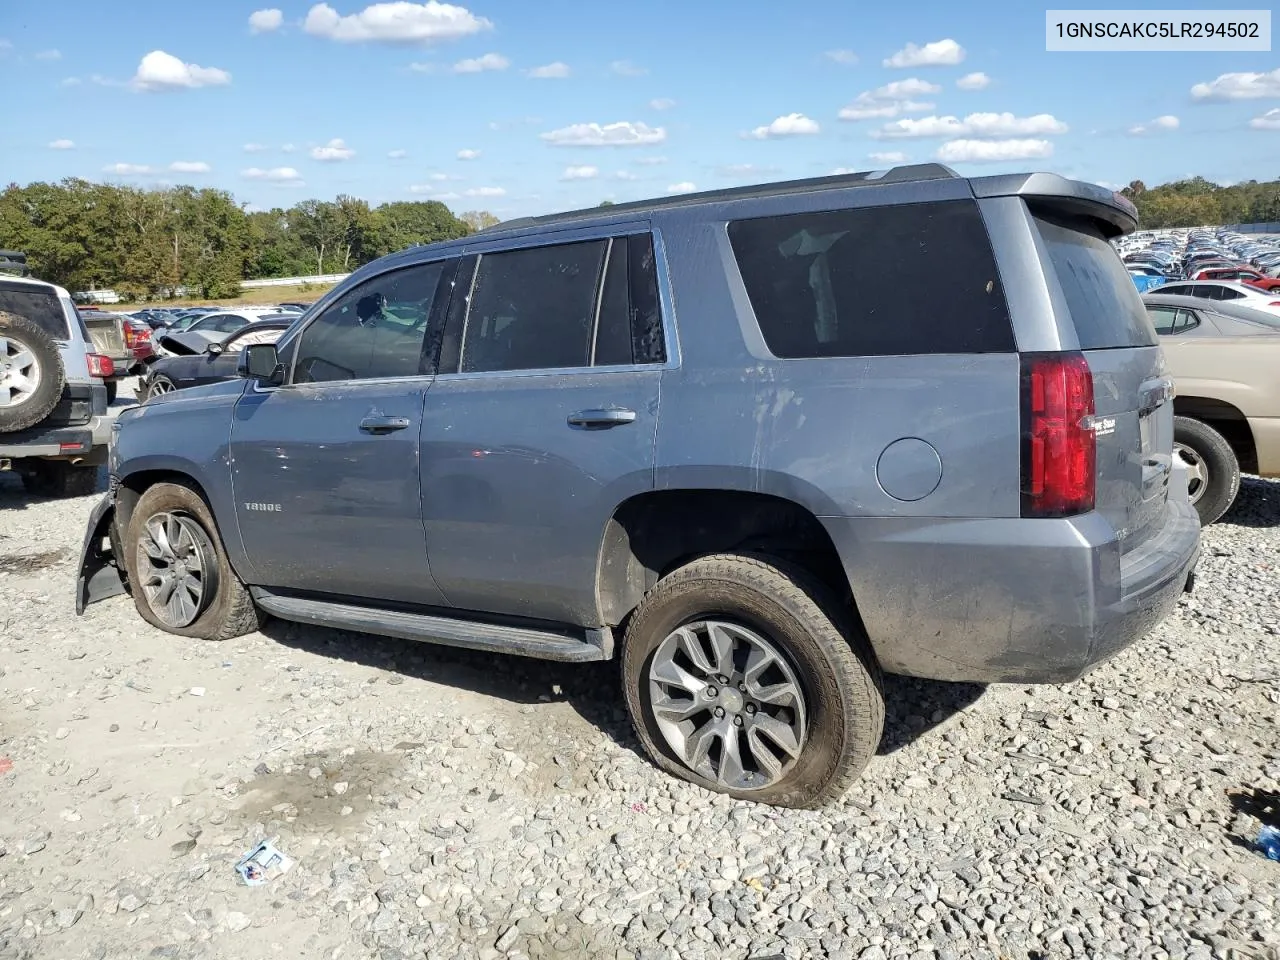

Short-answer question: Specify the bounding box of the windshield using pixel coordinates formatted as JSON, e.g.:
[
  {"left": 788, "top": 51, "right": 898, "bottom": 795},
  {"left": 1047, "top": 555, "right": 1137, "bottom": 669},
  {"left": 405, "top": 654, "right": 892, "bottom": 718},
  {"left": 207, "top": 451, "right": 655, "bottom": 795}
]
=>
[{"left": 1033, "top": 212, "right": 1158, "bottom": 349}]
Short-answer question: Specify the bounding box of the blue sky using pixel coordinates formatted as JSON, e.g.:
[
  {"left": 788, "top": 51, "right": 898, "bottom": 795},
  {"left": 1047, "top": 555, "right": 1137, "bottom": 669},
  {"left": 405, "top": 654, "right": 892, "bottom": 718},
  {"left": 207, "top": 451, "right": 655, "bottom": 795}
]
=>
[{"left": 4, "top": 1, "right": 1279, "bottom": 218}]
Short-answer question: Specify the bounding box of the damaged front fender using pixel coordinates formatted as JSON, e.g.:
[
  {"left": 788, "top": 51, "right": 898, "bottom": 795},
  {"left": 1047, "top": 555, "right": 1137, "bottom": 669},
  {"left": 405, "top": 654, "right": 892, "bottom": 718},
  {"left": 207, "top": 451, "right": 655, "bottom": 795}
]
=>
[{"left": 76, "top": 492, "right": 126, "bottom": 614}]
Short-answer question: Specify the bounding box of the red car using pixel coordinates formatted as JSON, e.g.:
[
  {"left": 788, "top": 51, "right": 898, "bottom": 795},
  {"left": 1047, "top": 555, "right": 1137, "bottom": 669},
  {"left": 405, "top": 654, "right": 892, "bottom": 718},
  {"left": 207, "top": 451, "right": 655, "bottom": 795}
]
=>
[{"left": 1193, "top": 267, "right": 1280, "bottom": 292}]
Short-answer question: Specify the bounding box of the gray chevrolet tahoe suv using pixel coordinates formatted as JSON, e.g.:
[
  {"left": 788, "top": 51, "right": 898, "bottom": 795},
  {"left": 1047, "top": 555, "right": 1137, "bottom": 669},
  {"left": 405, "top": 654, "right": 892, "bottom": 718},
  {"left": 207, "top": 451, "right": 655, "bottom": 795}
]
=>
[{"left": 77, "top": 165, "right": 1201, "bottom": 808}]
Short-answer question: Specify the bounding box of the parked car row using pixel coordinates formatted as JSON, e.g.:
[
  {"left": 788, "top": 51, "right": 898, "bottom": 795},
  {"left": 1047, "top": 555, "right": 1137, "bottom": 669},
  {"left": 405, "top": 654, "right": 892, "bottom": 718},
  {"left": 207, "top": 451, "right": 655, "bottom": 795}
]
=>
[{"left": 1116, "top": 227, "right": 1280, "bottom": 295}]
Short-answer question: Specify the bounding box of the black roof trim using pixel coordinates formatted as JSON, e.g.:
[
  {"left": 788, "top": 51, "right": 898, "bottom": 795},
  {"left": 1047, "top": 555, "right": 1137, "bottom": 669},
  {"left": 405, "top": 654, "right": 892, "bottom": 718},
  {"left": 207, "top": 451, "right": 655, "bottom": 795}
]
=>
[{"left": 483, "top": 163, "right": 961, "bottom": 233}]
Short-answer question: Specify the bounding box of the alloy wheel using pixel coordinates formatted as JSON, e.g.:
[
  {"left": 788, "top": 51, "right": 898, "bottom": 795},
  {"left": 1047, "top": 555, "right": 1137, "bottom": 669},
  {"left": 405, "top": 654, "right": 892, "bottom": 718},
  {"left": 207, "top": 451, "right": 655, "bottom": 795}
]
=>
[{"left": 647, "top": 620, "right": 808, "bottom": 790}]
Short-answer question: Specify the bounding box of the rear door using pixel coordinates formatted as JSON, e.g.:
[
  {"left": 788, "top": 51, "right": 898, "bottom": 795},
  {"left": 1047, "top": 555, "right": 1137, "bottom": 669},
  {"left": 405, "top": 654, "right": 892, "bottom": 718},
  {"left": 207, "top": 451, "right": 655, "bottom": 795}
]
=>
[
  {"left": 1033, "top": 212, "right": 1172, "bottom": 550},
  {"left": 419, "top": 229, "right": 666, "bottom": 626}
]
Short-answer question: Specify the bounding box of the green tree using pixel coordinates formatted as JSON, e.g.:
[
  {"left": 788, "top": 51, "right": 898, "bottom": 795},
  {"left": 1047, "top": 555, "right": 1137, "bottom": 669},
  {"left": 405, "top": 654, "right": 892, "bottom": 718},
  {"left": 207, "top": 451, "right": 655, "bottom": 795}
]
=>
[
  {"left": 370, "top": 201, "right": 470, "bottom": 256},
  {"left": 459, "top": 209, "right": 501, "bottom": 232}
]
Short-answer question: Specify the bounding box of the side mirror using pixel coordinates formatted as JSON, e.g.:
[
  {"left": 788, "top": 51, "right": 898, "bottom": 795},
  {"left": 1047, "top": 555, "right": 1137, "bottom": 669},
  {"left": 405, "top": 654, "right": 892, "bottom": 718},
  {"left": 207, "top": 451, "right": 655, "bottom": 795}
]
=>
[
  {"left": 206, "top": 342, "right": 224, "bottom": 356},
  {"left": 238, "top": 343, "right": 283, "bottom": 384}
]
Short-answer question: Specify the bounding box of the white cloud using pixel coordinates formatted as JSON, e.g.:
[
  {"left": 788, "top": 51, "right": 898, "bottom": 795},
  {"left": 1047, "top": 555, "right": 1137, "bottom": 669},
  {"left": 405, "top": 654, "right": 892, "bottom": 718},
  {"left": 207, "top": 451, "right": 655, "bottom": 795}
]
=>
[
  {"left": 1190, "top": 68, "right": 1280, "bottom": 101},
  {"left": 717, "top": 163, "right": 779, "bottom": 178},
  {"left": 408, "top": 61, "right": 437, "bottom": 72},
  {"left": 956, "top": 71, "right": 990, "bottom": 90},
  {"left": 883, "top": 38, "right": 965, "bottom": 68},
  {"left": 839, "top": 78, "right": 940, "bottom": 121},
  {"left": 465, "top": 186, "right": 505, "bottom": 197},
  {"left": 1128, "top": 115, "right": 1180, "bottom": 135},
  {"left": 453, "top": 52, "right": 508, "bottom": 73},
  {"left": 249, "top": 8, "right": 284, "bottom": 33},
  {"left": 282, "top": 143, "right": 297, "bottom": 152},
  {"left": 824, "top": 49, "right": 857, "bottom": 65},
  {"left": 48, "top": 139, "right": 75, "bottom": 150},
  {"left": 1250, "top": 108, "right": 1280, "bottom": 130},
  {"left": 456, "top": 148, "right": 480, "bottom": 160},
  {"left": 35, "top": 49, "right": 61, "bottom": 61},
  {"left": 435, "top": 191, "right": 461, "bottom": 201},
  {"left": 244, "top": 143, "right": 268, "bottom": 153},
  {"left": 409, "top": 184, "right": 435, "bottom": 194},
  {"left": 635, "top": 156, "right": 667, "bottom": 165},
  {"left": 131, "top": 50, "right": 231, "bottom": 91},
  {"left": 936, "top": 138, "right": 1053, "bottom": 163},
  {"left": 102, "top": 163, "right": 153, "bottom": 176},
  {"left": 830, "top": 167, "right": 857, "bottom": 175},
  {"left": 610, "top": 60, "right": 647, "bottom": 76},
  {"left": 666, "top": 182, "right": 697, "bottom": 194},
  {"left": 526, "top": 61, "right": 569, "bottom": 78},
  {"left": 311, "top": 137, "right": 355, "bottom": 161},
  {"left": 873, "top": 112, "right": 1068, "bottom": 139},
  {"left": 744, "top": 113, "right": 820, "bottom": 139},
  {"left": 614, "top": 170, "right": 639, "bottom": 180},
  {"left": 540, "top": 121, "right": 666, "bottom": 147},
  {"left": 303, "top": 1, "right": 492, "bottom": 44},
  {"left": 428, "top": 172, "right": 462, "bottom": 181},
  {"left": 242, "top": 166, "right": 305, "bottom": 184},
  {"left": 59, "top": 77, "right": 81, "bottom": 87},
  {"left": 388, "top": 148, "right": 408, "bottom": 158},
  {"left": 869, "top": 151, "right": 909, "bottom": 163},
  {"left": 649, "top": 98, "right": 676, "bottom": 111},
  {"left": 561, "top": 165, "right": 599, "bottom": 180},
  {"left": 169, "top": 160, "right": 211, "bottom": 173}
]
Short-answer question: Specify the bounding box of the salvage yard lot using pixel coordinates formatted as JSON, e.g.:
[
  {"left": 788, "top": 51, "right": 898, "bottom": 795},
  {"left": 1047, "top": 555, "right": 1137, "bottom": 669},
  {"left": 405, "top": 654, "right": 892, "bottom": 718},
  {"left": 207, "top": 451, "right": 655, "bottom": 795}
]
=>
[{"left": 1, "top": 476, "right": 1277, "bottom": 960}]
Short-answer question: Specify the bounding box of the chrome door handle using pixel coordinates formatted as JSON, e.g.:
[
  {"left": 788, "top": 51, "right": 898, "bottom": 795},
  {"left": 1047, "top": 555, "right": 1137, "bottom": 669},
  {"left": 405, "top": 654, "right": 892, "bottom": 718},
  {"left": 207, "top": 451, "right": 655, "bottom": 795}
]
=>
[
  {"left": 359, "top": 416, "right": 411, "bottom": 435},
  {"left": 567, "top": 408, "right": 637, "bottom": 428}
]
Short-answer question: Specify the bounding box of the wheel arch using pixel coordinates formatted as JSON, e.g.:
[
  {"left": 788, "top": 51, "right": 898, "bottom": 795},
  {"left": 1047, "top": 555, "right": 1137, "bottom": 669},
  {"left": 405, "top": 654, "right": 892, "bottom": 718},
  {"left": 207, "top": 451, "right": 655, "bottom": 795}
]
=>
[
  {"left": 1173, "top": 396, "right": 1258, "bottom": 474},
  {"left": 594, "top": 488, "right": 861, "bottom": 632}
]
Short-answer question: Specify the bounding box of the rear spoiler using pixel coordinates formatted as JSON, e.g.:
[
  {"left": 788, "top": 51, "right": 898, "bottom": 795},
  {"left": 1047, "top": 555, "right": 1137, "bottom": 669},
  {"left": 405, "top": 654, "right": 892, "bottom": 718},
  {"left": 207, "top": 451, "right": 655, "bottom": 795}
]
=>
[{"left": 970, "top": 173, "right": 1139, "bottom": 238}]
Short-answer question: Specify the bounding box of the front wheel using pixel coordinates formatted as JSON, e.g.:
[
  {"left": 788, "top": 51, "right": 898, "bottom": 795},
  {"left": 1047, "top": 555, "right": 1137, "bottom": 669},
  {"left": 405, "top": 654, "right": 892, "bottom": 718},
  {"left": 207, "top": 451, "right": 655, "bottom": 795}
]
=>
[
  {"left": 123, "top": 482, "right": 263, "bottom": 640},
  {"left": 145, "top": 376, "right": 177, "bottom": 402},
  {"left": 622, "top": 553, "right": 884, "bottom": 809},
  {"left": 1173, "top": 416, "right": 1240, "bottom": 525}
]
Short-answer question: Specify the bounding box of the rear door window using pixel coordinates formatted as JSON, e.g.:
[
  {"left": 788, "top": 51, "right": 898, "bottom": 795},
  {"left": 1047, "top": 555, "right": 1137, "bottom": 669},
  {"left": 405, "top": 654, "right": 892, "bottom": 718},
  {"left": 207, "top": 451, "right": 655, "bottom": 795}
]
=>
[
  {"left": 0, "top": 283, "right": 70, "bottom": 339},
  {"left": 1032, "top": 212, "right": 1157, "bottom": 349},
  {"left": 728, "top": 199, "right": 1014, "bottom": 357}
]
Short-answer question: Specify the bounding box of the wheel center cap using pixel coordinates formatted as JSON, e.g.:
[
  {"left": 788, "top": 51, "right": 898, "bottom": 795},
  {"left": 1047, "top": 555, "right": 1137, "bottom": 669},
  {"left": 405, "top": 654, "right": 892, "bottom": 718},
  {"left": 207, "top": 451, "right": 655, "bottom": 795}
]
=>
[{"left": 719, "top": 688, "right": 744, "bottom": 714}]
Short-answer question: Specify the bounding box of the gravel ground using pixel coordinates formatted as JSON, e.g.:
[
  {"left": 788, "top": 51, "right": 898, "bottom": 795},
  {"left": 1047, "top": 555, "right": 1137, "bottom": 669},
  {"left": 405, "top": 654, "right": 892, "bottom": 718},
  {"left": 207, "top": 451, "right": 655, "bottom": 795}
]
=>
[{"left": 1, "top": 461, "right": 1277, "bottom": 960}]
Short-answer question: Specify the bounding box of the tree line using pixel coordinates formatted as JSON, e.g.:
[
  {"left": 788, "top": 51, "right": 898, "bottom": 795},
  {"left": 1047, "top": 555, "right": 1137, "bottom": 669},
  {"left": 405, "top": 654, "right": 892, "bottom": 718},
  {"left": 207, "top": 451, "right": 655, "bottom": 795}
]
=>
[
  {"left": 0, "top": 178, "right": 501, "bottom": 299},
  {"left": 1121, "top": 175, "right": 1280, "bottom": 229}
]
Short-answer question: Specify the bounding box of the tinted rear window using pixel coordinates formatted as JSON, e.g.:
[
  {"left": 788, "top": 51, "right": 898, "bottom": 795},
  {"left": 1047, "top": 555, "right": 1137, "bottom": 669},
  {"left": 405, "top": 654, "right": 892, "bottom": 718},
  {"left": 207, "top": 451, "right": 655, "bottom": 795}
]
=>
[
  {"left": 0, "top": 283, "right": 69, "bottom": 339},
  {"left": 1033, "top": 213, "right": 1157, "bottom": 349},
  {"left": 728, "top": 199, "right": 1015, "bottom": 358}
]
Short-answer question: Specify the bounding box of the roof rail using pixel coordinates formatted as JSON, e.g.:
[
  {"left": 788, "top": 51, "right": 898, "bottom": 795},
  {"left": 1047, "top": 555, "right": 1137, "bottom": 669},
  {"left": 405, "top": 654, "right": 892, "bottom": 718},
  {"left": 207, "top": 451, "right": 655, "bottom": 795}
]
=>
[{"left": 481, "top": 163, "right": 961, "bottom": 233}]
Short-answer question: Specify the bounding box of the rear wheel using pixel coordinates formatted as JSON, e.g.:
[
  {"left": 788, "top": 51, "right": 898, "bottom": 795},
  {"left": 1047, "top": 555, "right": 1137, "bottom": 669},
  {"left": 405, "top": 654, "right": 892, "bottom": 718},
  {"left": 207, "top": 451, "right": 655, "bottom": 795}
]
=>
[
  {"left": 0, "top": 311, "right": 64, "bottom": 433},
  {"left": 622, "top": 553, "right": 883, "bottom": 809},
  {"left": 1173, "top": 415, "right": 1240, "bottom": 525},
  {"left": 123, "top": 482, "right": 263, "bottom": 640}
]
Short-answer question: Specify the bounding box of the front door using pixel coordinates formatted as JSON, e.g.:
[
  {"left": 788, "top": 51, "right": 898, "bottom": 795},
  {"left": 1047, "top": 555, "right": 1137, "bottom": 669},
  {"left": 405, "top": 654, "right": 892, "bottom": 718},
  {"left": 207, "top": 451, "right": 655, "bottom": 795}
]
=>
[
  {"left": 421, "top": 231, "right": 670, "bottom": 626},
  {"left": 230, "top": 259, "right": 455, "bottom": 606}
]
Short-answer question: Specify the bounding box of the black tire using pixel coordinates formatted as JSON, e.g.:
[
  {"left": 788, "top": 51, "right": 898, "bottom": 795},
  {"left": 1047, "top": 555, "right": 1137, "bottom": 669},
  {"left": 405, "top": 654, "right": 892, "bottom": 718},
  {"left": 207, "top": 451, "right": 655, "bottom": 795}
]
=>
[
  {"left": 105, "top": 380, "right": 118, "bottom": 404},
  {"left": 123, "top": 482, "right": 263, "bottom": 641},
  {"left": 1174, "top": 416, "right": 1240, "bottom": 525},
  {"left": 0, "top": 311, "right": 65, "bottom": 433},
  {"left": 20, "top": 461, "right": 101, "bottom": 498},
  {"left": 145, "top": 375, "right": 177, "bottom": 402},
  {"left": 621, "top": 553, "right": 884, "bottom": 809}
]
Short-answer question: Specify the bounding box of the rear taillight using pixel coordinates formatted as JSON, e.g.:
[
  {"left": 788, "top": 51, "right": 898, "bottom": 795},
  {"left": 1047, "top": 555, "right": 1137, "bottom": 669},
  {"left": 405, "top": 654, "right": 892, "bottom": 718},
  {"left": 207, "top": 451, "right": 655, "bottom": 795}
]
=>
[
  {"left": 87, "top": 354, "right": 115, "bottom": 378},
  {"left": 1269, "top": 301, "right": 1280, "bottom": 307},
  {"left": 1020, "top": 352, "right": 1096, "bottom": 518}
]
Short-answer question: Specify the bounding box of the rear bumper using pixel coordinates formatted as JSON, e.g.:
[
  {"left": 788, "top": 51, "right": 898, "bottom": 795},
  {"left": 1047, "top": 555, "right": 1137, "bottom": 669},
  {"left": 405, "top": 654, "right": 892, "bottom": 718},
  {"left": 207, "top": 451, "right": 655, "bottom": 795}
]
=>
[
  {"left": 0, "top": 425, "right": 95, "bottom": 459},
  {"left": 822, "top": 498, "right": 1200, "bottom": 685}
]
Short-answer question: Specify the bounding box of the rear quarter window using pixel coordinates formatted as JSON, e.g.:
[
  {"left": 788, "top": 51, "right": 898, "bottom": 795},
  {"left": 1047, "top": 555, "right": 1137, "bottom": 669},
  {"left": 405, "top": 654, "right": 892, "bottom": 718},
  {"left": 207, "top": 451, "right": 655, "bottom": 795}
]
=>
[
  {"left": 728, "top": 199, "right": 1015, "bottom": 358},
  {"left": 1033, "top": 213, "right": 1158, "bottom": 350},
  {"left": 0, "top": 284, "right": 70, "bottom": 339}
]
